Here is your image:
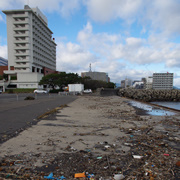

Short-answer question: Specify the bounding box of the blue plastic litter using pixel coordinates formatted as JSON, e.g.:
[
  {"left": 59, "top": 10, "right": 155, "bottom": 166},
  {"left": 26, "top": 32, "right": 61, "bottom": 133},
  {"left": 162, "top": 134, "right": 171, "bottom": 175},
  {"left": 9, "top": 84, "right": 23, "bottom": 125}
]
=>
[
  {"left": 44, "top": 173, "right": 66, "bottom": 180},
  {"left": 44, "top": 172, "right": 55, "bottom": 179},
  {"left": 87, "top": 174, "right": 94, "bottom": 178},
  {"left": 59, "top": 176, "right": 66, "bottom": 179}
]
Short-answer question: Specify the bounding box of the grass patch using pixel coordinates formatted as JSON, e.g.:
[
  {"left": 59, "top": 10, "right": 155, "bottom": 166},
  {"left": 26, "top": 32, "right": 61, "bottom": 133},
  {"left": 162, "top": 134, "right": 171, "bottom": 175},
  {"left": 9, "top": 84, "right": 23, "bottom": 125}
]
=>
[{"left": 6, "top": 88, "right": 36, "bottom": 93}]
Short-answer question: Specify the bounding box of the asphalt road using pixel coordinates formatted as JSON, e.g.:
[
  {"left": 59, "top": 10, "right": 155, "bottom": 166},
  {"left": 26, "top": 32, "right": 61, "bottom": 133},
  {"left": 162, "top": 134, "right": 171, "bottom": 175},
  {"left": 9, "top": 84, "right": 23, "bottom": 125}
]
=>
[{"left": 0, "top": 93, "right": 77, "bottom": 143}]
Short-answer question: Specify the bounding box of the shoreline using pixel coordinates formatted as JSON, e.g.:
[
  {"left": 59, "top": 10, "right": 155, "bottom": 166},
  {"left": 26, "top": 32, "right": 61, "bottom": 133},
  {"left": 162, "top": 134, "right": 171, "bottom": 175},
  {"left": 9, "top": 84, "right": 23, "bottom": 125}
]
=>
[{"left": 124, "top": 97, "right": 180, "bottom": 116}]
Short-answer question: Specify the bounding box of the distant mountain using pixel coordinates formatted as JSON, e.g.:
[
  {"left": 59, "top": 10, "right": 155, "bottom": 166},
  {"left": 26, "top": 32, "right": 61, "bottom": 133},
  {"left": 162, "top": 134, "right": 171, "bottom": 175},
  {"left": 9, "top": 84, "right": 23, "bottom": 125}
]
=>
[{"left": 115, "top": 83, "right": 121, "bottom": 88}]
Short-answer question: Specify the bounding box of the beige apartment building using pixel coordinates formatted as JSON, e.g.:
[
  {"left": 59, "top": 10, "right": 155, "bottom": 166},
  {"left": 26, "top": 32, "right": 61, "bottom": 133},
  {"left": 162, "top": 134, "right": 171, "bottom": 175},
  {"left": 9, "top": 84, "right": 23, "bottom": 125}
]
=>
[
  {"left": 2, "top": 5, "right": 56, "bottom": 89},
  {"left": 153, "top": 73, "right": 173, "bottom": 89}
]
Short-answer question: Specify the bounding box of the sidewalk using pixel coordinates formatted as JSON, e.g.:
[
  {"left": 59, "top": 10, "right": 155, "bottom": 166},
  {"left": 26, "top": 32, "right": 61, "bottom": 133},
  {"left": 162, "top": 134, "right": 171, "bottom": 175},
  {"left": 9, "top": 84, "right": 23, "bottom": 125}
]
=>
[{"left": 0, "top": 95, "right": 179, "bottom": 179}]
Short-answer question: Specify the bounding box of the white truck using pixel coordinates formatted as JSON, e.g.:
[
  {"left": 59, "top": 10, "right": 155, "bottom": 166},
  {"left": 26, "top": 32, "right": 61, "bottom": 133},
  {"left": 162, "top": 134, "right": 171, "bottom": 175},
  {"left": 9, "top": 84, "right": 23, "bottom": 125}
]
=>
[{"left": 68, "top": 84, "right": 84, "bottom": 94}]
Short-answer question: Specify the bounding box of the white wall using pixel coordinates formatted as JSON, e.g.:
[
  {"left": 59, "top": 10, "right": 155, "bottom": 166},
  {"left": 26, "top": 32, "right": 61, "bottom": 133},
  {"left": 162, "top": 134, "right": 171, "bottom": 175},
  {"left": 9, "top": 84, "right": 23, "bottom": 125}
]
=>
[{"left": 17, "top": 72, "right": 43, "bottom": 82}]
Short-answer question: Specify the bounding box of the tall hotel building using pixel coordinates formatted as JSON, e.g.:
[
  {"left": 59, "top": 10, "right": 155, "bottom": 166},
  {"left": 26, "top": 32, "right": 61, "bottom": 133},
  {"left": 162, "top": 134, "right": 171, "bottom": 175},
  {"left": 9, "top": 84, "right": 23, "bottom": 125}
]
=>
[
  {"left": 153, "top": 73, "right": 173, "bottom": 90},
  {"left": 2, "top": 5, "right": 56, "bottom": 88}
]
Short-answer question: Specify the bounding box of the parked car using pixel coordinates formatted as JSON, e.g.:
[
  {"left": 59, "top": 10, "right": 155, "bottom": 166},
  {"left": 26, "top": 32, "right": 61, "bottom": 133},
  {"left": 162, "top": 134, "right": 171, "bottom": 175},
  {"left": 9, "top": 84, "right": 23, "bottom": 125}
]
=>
[
  {"left": 83, "top": 89, "right": 92, "bottom": 93},
  {"left": 0, "top": 89, "right": 2, "bottom": 94},
  {"left": 34, "top": 89, "right": 48, "bottom": 94}
]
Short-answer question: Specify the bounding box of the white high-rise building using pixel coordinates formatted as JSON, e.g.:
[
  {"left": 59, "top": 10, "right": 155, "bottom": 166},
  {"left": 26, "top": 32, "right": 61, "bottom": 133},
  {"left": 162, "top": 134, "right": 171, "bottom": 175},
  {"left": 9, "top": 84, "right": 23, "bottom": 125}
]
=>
[
  {"left": 145, "top": 76, "right": 153, "bottom": 89},
  {"left": 153, "top": 73, "right": 173, "bottom": 89},
  {"left": 2, "top": 5, "right": 56, "bottom": 89}
]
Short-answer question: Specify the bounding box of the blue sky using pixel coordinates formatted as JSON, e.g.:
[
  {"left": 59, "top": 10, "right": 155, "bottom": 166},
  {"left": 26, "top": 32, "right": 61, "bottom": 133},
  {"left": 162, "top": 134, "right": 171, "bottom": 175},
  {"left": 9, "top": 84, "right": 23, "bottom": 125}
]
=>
[{"left": 0, "top": 0, "right": 180, "bottom": 87}]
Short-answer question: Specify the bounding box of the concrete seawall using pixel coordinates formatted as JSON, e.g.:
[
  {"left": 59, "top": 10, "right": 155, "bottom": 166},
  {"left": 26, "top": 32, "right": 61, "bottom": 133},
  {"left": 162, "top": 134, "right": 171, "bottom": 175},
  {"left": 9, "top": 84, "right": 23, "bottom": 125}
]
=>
[{"left": 100, "top": 88, "right": 119, "bottom": 96}]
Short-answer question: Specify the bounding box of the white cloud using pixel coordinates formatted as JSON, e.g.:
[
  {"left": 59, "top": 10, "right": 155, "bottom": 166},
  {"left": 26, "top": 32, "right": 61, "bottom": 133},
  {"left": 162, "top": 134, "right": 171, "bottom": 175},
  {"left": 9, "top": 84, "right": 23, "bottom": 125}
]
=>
[
  {"left": 166, "top": 59, "right": 180, "bottom": 68},
  {"left": 56, "top": 41, "right": 98, "bottom": 74},
  {"left": 26, "top": 0, "right": 81, "bottom": 17},
  {"left": 126, "top": 37, "right": 144, "bottom": 46},
  {"left": 0, "top": 0, "right": 14, "bottom": 9},
  {"left": 0, "top": 0, "right": 81, "bottom": 17},
  {"left": 83, "top": 0, "right": 180, "bottom": 37},
  {"left": 1, "top": 0, "right": 180, "bottom": 37},
  {"left": 173, "top": 73, "right": 180, "bottom": 88},
  {"left": 83, "top": 0, "right": 143, "bottom": 23},
  {"left": 77, "top": 22, "right": 180, "bottom": 67},
  {"left": 0, "top": 45, "right": 7, "bottom": 59},
  {"left": 145, "top": 0, "right": 180, "bottom": 36}
]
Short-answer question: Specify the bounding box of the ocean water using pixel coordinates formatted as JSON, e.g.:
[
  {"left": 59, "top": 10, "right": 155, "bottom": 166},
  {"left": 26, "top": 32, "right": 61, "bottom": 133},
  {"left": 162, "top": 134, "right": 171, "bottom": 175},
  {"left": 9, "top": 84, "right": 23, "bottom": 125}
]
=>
[
  {"left": 150, "top": 101, "right": 180, "bottom": 111},
  {"left": 129, "top": 101, "right": 176, "bottom": 116}
]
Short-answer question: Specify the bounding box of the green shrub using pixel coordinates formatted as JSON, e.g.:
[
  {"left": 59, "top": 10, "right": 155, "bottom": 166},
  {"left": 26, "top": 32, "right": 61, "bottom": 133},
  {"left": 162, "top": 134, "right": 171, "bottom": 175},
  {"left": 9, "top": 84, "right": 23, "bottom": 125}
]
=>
[
  {"left": 24, "top": 96, "right": 35, "bottom": 100},
  {"left": 6, "top": 88, "right": 35, "bottom": 93},
  {"left": 7, "top": 89, "right": 14, "bottom": 93},
  {"left": 10, "top": 76, "right": 17, "bottom": 80}
]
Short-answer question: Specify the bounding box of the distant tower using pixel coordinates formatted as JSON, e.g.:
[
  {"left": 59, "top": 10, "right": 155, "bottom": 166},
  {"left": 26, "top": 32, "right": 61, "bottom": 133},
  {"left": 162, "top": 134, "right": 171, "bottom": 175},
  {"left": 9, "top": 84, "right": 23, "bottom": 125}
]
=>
[{"left": 89, "top": 63, "right": 92, "bottom": 72}]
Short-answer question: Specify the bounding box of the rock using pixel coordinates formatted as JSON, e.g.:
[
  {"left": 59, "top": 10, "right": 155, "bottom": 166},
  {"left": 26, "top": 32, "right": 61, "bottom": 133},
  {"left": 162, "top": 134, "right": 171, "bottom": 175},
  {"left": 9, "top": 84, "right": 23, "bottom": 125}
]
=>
[{"left": 118, "top": 89, "right": 180, "bottom": 102}]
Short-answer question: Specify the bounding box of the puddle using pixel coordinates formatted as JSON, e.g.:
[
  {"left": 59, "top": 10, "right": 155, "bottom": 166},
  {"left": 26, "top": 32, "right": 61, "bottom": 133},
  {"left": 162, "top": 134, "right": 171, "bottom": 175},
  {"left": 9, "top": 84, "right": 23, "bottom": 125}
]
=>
[{"left": 129, "top": 101, "right": 176, "bottom": 116}]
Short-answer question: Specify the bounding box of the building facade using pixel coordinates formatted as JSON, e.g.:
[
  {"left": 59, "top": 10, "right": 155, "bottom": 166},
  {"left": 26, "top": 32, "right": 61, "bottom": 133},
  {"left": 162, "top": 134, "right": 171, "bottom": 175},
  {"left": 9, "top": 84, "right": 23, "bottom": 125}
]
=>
[
  {"left": 81, "top": 71, "right": 109, "bottom": 82},
  {"left": 2, "top": 5, "right": 56, "bottom": 89},
  {"left": 0, "top": 57, "right": 8, "bottom": 66},
  {"left": 132, "top": 81, "right": 144, "bottom": 89},
  {"left": 152, "top": 73, "right": 173, "bottom": 89},
  {"left": 121, "top": 78, "right": 132, "bottom": 88},
  {"left": 145, "top": 76, "right": 153, "bottom": 89},
  {"left": 0, "top": 57, "right": 8, "bottom": 76}
]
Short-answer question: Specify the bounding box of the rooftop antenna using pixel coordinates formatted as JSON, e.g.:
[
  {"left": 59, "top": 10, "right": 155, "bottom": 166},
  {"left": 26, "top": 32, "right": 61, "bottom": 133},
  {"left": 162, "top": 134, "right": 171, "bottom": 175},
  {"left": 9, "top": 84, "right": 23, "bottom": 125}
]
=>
[{"left": 89, "top": 63, "right": 92, "bottom": 72}]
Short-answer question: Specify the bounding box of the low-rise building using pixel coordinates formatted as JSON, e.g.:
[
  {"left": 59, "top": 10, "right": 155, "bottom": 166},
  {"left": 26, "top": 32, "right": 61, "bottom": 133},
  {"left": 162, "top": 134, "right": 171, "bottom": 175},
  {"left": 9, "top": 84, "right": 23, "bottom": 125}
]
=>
[
  {"left": 81, "top": 71, "right": 109, "bottom": 82},
  {"left": 0, "top": 57, "right": 8, "bottom": 76}
]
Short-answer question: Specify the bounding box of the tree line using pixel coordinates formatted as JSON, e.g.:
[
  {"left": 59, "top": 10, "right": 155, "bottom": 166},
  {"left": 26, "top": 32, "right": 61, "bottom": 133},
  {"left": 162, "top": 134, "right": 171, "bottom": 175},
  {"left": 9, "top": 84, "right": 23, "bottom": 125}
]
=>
[{"left": 39, "top": 72, "right": 115, "bottom": 91}]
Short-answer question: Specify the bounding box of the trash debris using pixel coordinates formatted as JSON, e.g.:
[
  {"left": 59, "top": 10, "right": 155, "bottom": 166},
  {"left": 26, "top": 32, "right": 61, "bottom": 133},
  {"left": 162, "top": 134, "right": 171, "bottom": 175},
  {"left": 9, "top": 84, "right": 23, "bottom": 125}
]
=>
[
  {"left": 44, "top": 172, "right": 54, "bottom": 179},
  {"left": 74, "top": 172, "right": 86, "bottom": 178},
  {"left": 114, "top": 174, "right": 125, "bottom": 180},
  {"left": 132, "top": 155, "right": 143, "bottom": 159},
  {"left": 44, "top": 173, "right": 66, "bottom": 180},
  {"left": 97, "top": 157, "right": 103, "bottom": 159}
]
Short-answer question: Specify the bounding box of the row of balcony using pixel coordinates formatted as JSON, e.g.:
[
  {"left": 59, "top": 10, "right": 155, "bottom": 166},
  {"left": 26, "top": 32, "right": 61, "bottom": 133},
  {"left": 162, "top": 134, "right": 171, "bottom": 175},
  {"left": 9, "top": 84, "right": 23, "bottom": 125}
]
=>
[
  {"left": 33, "top": 15, "right": 52, "bottom": 34},
  {"left": 14, "top": 37, "right": 30, "bottom": 43},
  {"left": 12, "top": 13, "right": 29, "bottom": 18},
  {"left": 33, "top": 25, "right": 51, "bottom": 41},
  {"left": 13, "top": 18, "right": 29, "bottom": 25},
  {"left": 33, "top": 36, "right": 52, "bottom": 52},
  {"left": 33, "top": 28, "right": 52, "bottom": 47},
  {"left": 13, "top": 25, "right": 29, "bottom": 31},
  {"left": 14, "top": 44, "right": 30, "bottom": 50},
  {"left": 33, "top": 52, "right": 55, "bottom": 65},
  {"left": 14, "top": 31, "right": 29, "bottom": 37},
  {"left": 33, "top": 47, "right": 52, "bottom": 60},
  {"left": 15, "top": 59, "right": 30, "bottom": 63},
  {"left": 33, "top": 55, "right": 56, "bottom": 68},
  {"left": 14, "top": 63, "right": 30, "bottom": 68}
]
